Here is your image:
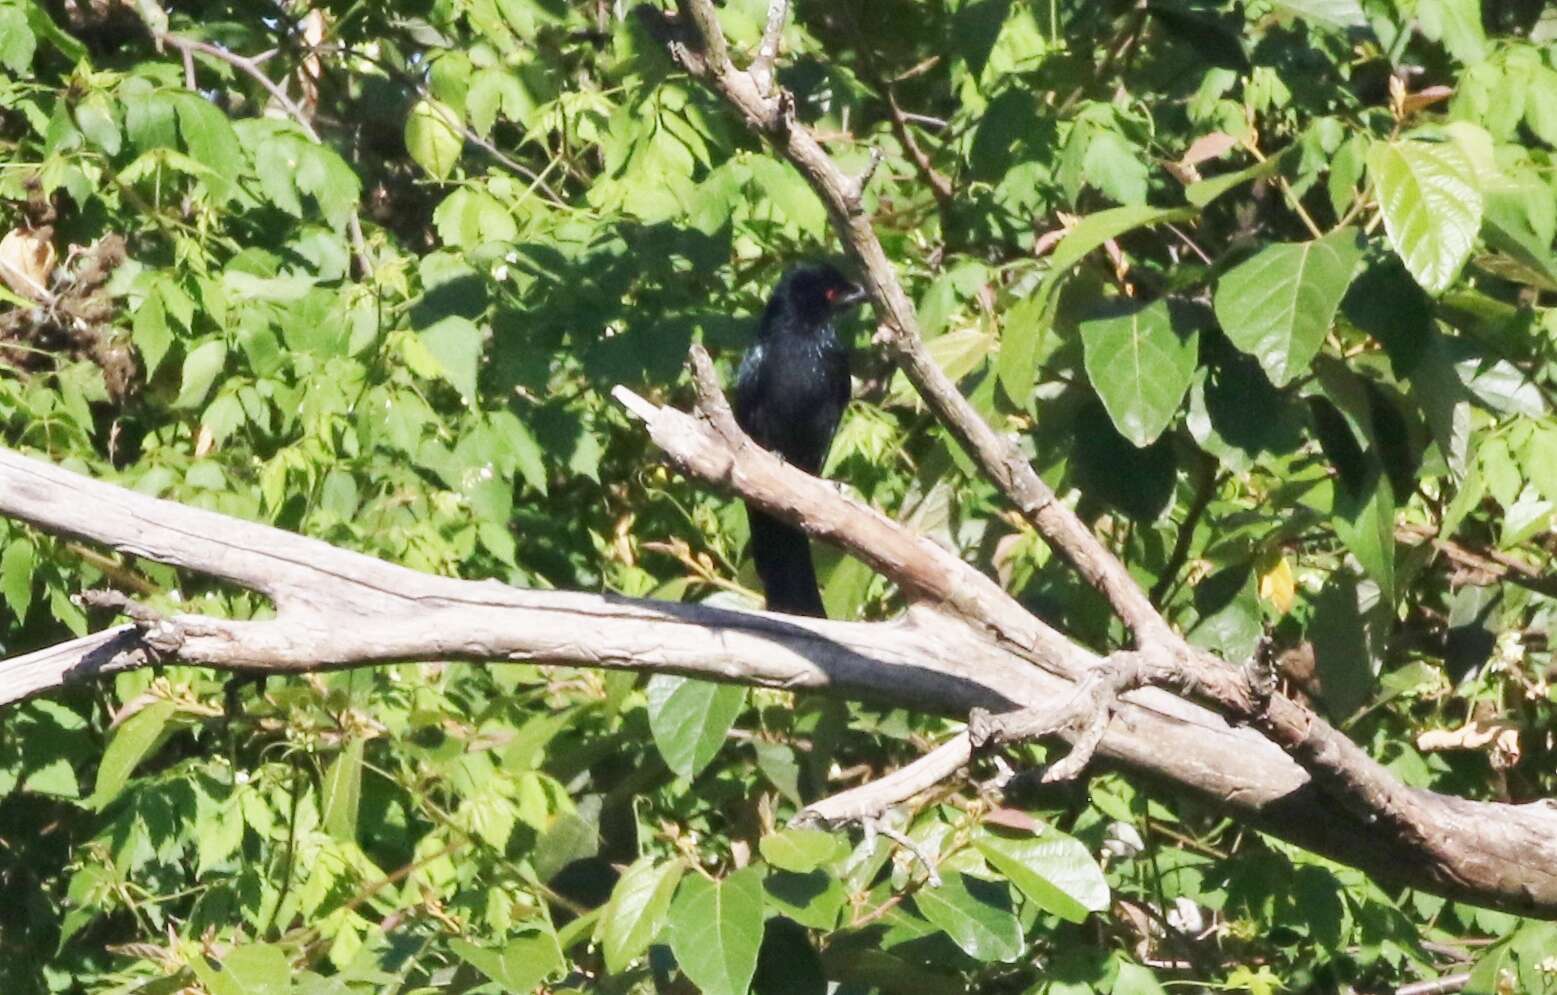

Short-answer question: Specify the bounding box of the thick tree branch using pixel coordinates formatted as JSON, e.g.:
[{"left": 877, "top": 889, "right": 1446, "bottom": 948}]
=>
[{"left": 4, "top": 444, "right": 1557, "bottom": 912}]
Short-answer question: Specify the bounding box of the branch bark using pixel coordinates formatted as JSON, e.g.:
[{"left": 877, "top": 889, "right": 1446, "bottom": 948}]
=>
[{"left": 4, "top": 437, "right": 1557, "bottom": 913}]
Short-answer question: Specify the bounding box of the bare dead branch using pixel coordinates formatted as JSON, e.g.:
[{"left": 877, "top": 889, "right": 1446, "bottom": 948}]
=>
[
  {"left": 795, "top": 733, "right": 972, "bottom": 826},
  {"left": 750, "top": 0, "right": 789, "bottom": 94},
  {"left": 4, "top": 444, "right": 1557, "bottom": 911},
  {"left": 971, "top": 651, "right": 1149, "bottom": 783}
]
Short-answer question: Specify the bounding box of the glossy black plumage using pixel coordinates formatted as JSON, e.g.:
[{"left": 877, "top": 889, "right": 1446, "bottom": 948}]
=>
[{"left": 733, "top": 263, "right": 865, "bottom": 616}]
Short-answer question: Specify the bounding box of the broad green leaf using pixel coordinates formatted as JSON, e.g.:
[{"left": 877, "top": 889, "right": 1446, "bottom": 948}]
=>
[
  {"left": 914, "top": 872, "right": 1023, "bottom": 963},
  {"left": 433, "top": 187, "right": 518, "bottom": 248},
  {"left": 1333, "top": 470, "right": 1396, "bottom": 606},
  {"left": 450, "top": 930, "right": 563, "bottom": 992},
  {"left": 91, "top": 700, "right": 177, "bottom": 808},
  {"left": 1113, "top": 962, "right": 1169, "bottom": 995},
  {"left": 601, "top": 856, "right": 685, "bottom": 973},
  {"left": 418, "top": 315, "right": 483, "bottom": 401},
  {"left": 1184, "top": 145, "right": 1296, "bottom": 208},
  {"left": 763, "top": 869, "right": 845, "bottom": 930},
  {"left": 1, "top": 535, "right": 35, "bottom": 623},
  {"left": 1214, "top": 228, "right": 1363, "bottom": 386},
  {"left": 468, "top": 67, "right": 533, "bottom": 136},
  {"left": 758, "top": 828, "right": 844, "bottom": 873},
  {"left": 74, "top": 93, "right": 120, "bottom": 155},
  {"left": 996, "top": 293, "right": 1052, "bottom": 410},
  {"left": 1080, "top": 298, "right": 1199, "bottom": 447},
  {"left": 1041, "top": 206, "right": 1197, "bottom": 309},
  {"left": 1481, "top": 192, "right": 1557, "bottom": 292},
  {"left": 1272, "top": 0, "right": 1364, "bottom": 29},
  {"left": 189, "top": 942, "right": 291, "bottom": 995},
  {"left": 887, "top": 326, "right": 996, "bottom": 406},
  {"left": 668, "top": 867, "right": 765, "bottom": 995},
  {"left": 174, "top": 340, "right": 228, "bottom": 409},
  {"left": 646, "top": 675, "right": 745, "bottom": 779},
  {"left": 1310, "top": 578, "right": 1375, "bottom": 719},
  {"left": 174, "top": 94, "right": 244, "bottom": 202},
  {"left": 1369, "top": 139, "right": 1482, "bottom": 294},
  {"left": 975, "top": 827, "right": 1111, "bottom": 923},
  {"left": 321, "top": 738, "right": 363, "bottom": 841},
  {"left": 22, "top": 1, "right": 85, "bottom": 63},
  {"left": 1416, "top": 0, "right": 1485, "bottom": 63},
  {"left": 1525, "top": 67, "right": 1557, "bottom": 147},
  {"left": 132, "top": 291, "right": 172, "bottom": 376},
  {"left": 0, "top": 7, "right": 35, "bottom": 73},
  {"left": 405, "top": 99, "right": 464, "bottom": 180}
]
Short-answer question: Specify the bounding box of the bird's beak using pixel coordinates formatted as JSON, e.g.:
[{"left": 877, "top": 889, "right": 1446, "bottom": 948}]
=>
[{"left": 835, "top": 282, "right": 868, "bottom": 309}]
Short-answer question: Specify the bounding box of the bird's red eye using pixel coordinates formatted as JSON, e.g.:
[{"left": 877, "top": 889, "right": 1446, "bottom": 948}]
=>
[{"left": 824, "top": 286, "right": 838, "bottom": 302}]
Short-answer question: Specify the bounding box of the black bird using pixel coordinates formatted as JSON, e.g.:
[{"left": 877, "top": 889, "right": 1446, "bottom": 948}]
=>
[{"left": 734, "top": 263, "right": 866, "bottom": 616}]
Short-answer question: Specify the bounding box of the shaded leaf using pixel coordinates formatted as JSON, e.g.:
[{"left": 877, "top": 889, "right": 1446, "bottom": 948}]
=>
[
  {"left": 646, "top": 675, "right": 745, "bottom": 779},
  {"left": 1214, "top": 228, "right": 1363, "bottom": 387},
  {"left": 1080, "top": 297, "right": 1200, "bottom": 446},
  {"left": 669, "top": 867, "right": 766, "bottom": 995}
]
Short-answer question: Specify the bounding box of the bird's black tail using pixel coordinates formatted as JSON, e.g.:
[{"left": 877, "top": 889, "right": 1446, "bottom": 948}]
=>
[{"left": 746, "top": 505, "right": 825, "bottom": 617}]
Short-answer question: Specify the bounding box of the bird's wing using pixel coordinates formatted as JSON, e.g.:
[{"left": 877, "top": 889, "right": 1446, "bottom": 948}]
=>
[{"left": 733, "top": 342, "right": 767, "bottom": 433}]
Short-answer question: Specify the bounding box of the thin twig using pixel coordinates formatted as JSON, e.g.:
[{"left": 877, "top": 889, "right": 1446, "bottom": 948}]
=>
[{"left": 795, "top": 734, "right": 972, "bottom": 825}]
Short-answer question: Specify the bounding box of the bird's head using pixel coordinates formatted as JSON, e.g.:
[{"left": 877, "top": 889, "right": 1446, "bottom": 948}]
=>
[{"left": 764, "top": 262, "right": 868, "bottom": 334}]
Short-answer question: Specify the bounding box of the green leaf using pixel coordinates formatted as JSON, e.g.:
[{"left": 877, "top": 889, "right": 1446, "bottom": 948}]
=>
[
  {"left": 758, "top": 828, "right": 844, "bottom": 873},
  {"left": 1524, "top": 66, "right": 1557, "bottom": 147},
  {"left": 1333, "top": 469, "right": 1396, "bottom": 607},
  {"left": 0, "top": 7, "right": 36, "bottom": 74},
  {"left": 1214, "top": 228, "right": 1364, "bottom": 387},
  {"left": 975, "top": 827, "right": 1111, "bottom": 924},
  {"left": 1369, "top": 139, "right": 1482, "bottom": 294},
  {"left": 1, "top": 535, "right": 35, "bottom": 623},
  {"left": 1080, "top": 298, "right": 1200, "bottom": 447},
  {"left": 450, "top": 930, "right": 563, "bottom": 992},
  {"left": 1185, "top": 145, "right": 1296, "bottom": 208},
  {"left": 601, "top": 856, "right": 685, "bottom": 973},
  {"left": 1113, "top": 962, "right": 1169, "bottom": 995},
  {"left": 996, "top": 293, "right": 1051, "bottom": 409},
  {"left": 91, "top": 700, "right": 177, "bottom": 808},
  {"left": 189, "top": 942, "right": 291, "bottom": 995},
  {"left": 763, "top": 869, "right": 845, "bottom": 930},
  {"left": 1041, "top": 207, "right": 1197, "bottom": 308},
  {"left": 914, "top": 872, "right": 1023, "bottom": 963},
  {"left": 74, "top": 93, "right": 120, "bottom": 155},
  {"left": 1416, "top": 0, "right": 1486, "bottom": 63},
  {"left": 1271, "top": 0, "right": 1365, "bottom": 29},
  {"left": 418, "top": 315, "right": 483, "bottom": 401},
  {"left": 133, "top": 291, "right": 173, "bottom": 377},
  {"left": 174, "top": 340, "right": 229, "bottom": 409},
  {"left": 1310, "top": 578, "right": 1376, "bottom": 720},
  {"left": 645, "top": 675, "right": 745, "bottom": 779},
  {"left": 20, "top": 1, "right": 83, "bottom": 63},
  {"left": 491, "top": 410, "right": 548, "bottom": 495},
  {"left": 468, "top": 67, "right": 533, "bottom": 137},
  {"left": 405, "top": 99, "right": 464, "bottom": 180},
  {"left": 174, "top": 94, "right": 244, "bottom": 202},
  {"left": 668, "top": 867, "right": 766, "bottom": 995},
  {"left": 433, "top": 187, "right": 518, "bottom": 248},
  {"left": 321, "top": 738, "right": 363, "bottom": 841}
]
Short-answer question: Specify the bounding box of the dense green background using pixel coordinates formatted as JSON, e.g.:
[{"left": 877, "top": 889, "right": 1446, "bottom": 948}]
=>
[{"left": 1, "top": 0, "right": 1556, "bottom": 991}]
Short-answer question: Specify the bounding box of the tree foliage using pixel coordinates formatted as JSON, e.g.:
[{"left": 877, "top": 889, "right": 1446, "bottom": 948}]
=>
[{"left": 0, "top": 0, "right": 1556, "bottom": 992}]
